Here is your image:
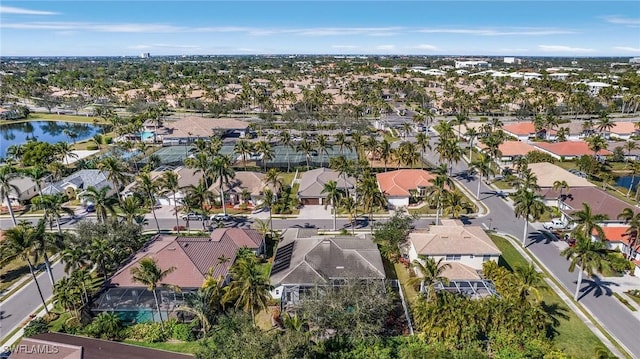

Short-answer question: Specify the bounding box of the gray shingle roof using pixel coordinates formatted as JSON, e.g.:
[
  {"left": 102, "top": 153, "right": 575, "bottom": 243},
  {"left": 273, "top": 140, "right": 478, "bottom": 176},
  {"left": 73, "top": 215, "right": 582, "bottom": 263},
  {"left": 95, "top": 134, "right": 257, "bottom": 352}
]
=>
[
  {"left": 270, "top": 229, "right": 386, "bottom": 286},
  {"left": 297, "top": 168, "right": 355, "bottom": 198}
]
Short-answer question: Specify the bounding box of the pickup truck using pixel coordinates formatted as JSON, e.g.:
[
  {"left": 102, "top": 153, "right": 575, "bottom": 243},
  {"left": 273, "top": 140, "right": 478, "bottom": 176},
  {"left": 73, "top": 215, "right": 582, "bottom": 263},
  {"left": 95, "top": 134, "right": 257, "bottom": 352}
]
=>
[{"left": 542, "top": 219, "right": 567, "bottom": 230}]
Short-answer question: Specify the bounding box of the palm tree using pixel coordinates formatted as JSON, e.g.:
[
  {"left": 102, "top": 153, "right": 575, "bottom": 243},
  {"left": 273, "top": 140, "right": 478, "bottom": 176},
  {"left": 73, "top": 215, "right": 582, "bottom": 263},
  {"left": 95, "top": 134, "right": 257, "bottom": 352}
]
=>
[
  {"left": 22, "top": 165, "right": 48, "bottom": 197},
  {"left": 409, "top": 256, "right": 451, "bottom": 301},
  {"left": 136, "top": 172, "right": 161, "bottom": 233},
  {"left": 378, "top": 139, "right": 393, "bottom": 171},
  {"left": 223, "top": 256, "right": 272, "bottom": 325},
  {"left": 234, "top": 139, "right": 254, "bottom": 170},
  {"left": 357, "top": 174, "right": 387, "bottom": 224},
  {"left": 185, "top": 152, "right": 212, "bottom": 189},
  {"left": 415, "top": 132, "right": 432, "bottom": 169},
  {"left": 513, "top": 263, "right": 547, "bottom": 303},
  {"left": 118, "top": 194, "right": 144, "bottom": 225},
  {"left": 54, "top": 276, "right": 83, "bottom": 319},
  {"left": 334, "top": 132, "right": 351, "bottom": 155},
  {"left": 254, "top": 140, "right": 274, "bottom": 171},
  {"left": 553, "top": 180, "right": 570, "bottom": 209},
  {"left": 512, "top": 189, "right": 546, "bottom": 247},
  {"left": 625, "top": 161, "right": 640, "bottom": 198},
  {"left": 560, "top": 232, "right": 610, "bottom": 301},
  {"left": 211, "top": 156, "right": 235, "bottom": 216},
  {"left": 596, "top": 111, "right": 614, "bottom": 138},
  {"left": 469, "top": 153, "right": 495, "bottom": 199},
  {"left": 31, "top": 193, "right": 73, "bottom": 233},
  {"left": 396, "top": 141, "right": 421, "bottom": 168},
  {"left": 572, "top": 203, "right": 608, "bottom": 240},
  {"left": 130, "top": 257, "right": 176, "bottom": 328},
  {"left": 279, "top": 130, "right": 293, "bottom": 172},
  {"left": 61, "top": 246, "right": 89, "bottom": 274},
  {"left": 340, "top": 196, "right": 358, "bottom": 234},
  {"left": 97, "top": 157, "right": 130, "bottom": 191},
  {"left": 465, "top": 127, "right": 478, "bottom": 161},
  {"left": 586, "top": 135, "right": 608, "bottom": 158},
  {"left": 618, "top": 207, "right": 640, "bottom": 258},
  {"left": 315, "top": 134, "right": 331, "bottom": 167},
  {"left": 321, "top": 180, "right": 343, "bottom": 231},
  {"left": 442, "top": 190, "right": 474, "bottom": 219},
  {"left": 55, "top": 142, "right": 78, "bottom": 166},
  {"left": 296, "top": 139, "right": 315, "bottom": 171},
  {"left": 263, "top": 168, "right": 283, "bottom": 194},
  {"left": 32, "top": 220, "right": 62, "bottom": 286},
  {"left": 80, "top": 186, "right": 117, "bottom": 224},
  {"left": 2, "top": 221, "right": 50, "bottom": 314},
  {"left": 0, "top": 165, "right": 20, "bottom": 225},
  {"left": 259, "top": 188, "right": 275, "bottom": 231},
  {"left": 157, "top": 170, "right": 181, "bottom": 233}
]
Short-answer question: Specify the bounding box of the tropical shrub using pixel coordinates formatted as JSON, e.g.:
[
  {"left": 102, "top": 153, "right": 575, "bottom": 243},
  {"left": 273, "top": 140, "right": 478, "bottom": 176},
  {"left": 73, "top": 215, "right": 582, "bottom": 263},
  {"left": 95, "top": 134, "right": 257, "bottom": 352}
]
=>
[
  {"left": 84, "top": 312, "right": 123, "bottom": 340},
  {"left": 125, "top": 322, "right": 167, "bottom": 342},
  {"left": 23, "top": 317, "right": 50, "bottom": 337}
]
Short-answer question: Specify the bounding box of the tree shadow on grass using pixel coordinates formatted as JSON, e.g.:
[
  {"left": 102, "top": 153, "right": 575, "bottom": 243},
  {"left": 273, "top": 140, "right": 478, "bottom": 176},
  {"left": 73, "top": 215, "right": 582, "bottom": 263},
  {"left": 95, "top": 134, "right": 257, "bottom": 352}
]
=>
[
  {"left": 577, "top": 274, "right": 619, "bottom": 301},
  {"left": 0, "top": 265, "right": 32, "bottom": 286}
]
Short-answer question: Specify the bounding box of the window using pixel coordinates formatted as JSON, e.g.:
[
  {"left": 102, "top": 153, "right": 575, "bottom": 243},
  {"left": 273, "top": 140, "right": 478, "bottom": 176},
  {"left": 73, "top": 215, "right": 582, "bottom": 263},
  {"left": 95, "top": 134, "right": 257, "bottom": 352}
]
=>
[
  {"left": 445, "top": 254, "right": 461, "bottom": 261},
  {"left": 482, "top": 255, "right": 492, "bottom": 262},
  {"left": 275, "top": 289, "right": 280, "bottom": 296}
]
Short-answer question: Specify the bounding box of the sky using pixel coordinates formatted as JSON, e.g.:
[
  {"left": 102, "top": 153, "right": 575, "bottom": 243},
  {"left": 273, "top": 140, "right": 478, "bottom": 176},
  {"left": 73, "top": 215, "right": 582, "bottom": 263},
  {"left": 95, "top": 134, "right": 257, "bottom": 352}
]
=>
[{"left": 1, "top": 1, "right": 639, "bottom": 57}]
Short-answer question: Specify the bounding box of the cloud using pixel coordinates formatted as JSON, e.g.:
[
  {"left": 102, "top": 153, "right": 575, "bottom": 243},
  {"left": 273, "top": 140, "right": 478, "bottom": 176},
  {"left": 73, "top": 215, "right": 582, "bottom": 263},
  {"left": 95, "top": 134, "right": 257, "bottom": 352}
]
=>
[
  {"left": 602, "top": 15, "right": 640, "bottom": 26},
  {"left": 613, "top": 46, "right": 640, "bottom": 52},
  {"left": 332, "top": 45, "right": 359, "bottom": 49},
  {"left": 376, "top": 45, "right": 396, "bottom": 51},
  {"left": 0, "top": 6, "right": 58, "bottom": 15},
  {"left": 1, "top": 21, "right": 183, "bottom": 32},
  {"left": 538, "top": 45, "right": 595, "bottom": 53},
  {"left": 128, "top": 44, "right": 200, "bottom": 50},
  {"left": 416, "top": 28, "right": 575, "bottom": 36},
  {"left": 498, "top": 48, "right": 529, "bottom": 52},
  {"left": 410, "top": 44, "right": 438, "bottom": 51}
]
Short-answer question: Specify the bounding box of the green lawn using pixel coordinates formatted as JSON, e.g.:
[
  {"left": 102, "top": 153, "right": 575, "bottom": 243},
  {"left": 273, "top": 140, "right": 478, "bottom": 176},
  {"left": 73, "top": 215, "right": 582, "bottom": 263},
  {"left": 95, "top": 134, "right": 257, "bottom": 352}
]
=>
[
  {"left": 489, "top": 234, "right": 610, "bottom": 358},
  {"left": 0, "top": 255, "right": 47, "bottom": 294},
  {"left": 0, "top": 113, "right": 105, "bottom": 125},
  {"left": 123, "top": 340, "right": 199, "bottom": 355},
  {"left": 279, "top": 172, "right": 297, "bottom": 187}
]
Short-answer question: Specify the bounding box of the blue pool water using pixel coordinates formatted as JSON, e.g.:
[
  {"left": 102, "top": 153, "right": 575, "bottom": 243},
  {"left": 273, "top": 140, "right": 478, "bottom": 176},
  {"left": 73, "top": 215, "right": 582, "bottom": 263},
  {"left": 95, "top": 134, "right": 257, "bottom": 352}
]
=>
[{"left": 141, "top": 131, "right": 154, "bottom": 141}]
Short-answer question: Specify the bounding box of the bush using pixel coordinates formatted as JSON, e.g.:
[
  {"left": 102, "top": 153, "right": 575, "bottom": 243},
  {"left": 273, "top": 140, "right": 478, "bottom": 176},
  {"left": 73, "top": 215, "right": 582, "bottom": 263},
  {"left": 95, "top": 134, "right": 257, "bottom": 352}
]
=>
[
  {"left": 171, "top": 323, "right": 195, "bottom": 342},
  {"left": 23, "top": 317, "right": 50, "bottom": 337},
  {"left": 125, "top": 322, "right": 168, "bottom": 343},
  {"left": 173, "top": 225, "right": 187, "bottom": 231},
  {"left": 103, "top": 136, "right": 113, "bottom": 144},
  {"left": 84, "top": 312, "right": 123, "bottom": 340},
  {"left": 86, "top": 144, "right": 99, "bottom": 150}
]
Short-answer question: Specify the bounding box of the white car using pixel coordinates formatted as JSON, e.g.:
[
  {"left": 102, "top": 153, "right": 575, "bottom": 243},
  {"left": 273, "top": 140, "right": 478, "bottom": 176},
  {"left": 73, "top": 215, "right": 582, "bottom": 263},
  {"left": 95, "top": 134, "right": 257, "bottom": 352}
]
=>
[
  {"left": 543, "top": 218, "right": 568, "bottom": 230},
  {"left": 210, "top": 213, "right": 230, "bottom": 222},
  {"left": 182, "top": 212, "right": 203, "bottom": 221}
]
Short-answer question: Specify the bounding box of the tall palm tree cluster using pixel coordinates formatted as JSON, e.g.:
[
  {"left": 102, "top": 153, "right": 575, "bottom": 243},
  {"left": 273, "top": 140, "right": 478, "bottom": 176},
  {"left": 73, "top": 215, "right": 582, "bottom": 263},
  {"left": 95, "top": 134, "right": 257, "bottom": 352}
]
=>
[{"left": 426, "top": 164, "right": 474, "bottom": 224}]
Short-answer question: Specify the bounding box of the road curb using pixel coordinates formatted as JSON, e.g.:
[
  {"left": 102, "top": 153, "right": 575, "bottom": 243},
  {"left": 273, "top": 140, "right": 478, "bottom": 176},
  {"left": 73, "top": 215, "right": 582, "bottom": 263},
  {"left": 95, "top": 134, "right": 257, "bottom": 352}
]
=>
[{"left": 493, "top": 230, "right": 631, "bottom": 359}]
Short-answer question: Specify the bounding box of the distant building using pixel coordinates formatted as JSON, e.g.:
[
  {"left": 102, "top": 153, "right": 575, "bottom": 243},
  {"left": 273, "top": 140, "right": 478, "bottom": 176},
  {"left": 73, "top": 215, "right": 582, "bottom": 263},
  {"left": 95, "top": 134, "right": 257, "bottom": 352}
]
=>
[
  {"left": 140, "top": 52, "right": 151, "bottom": 59},
  {"left": 629, "top": 57, "right": 640, "bottom": 64},
  {"left": 503, "top": 57, "right": 521, "bottom": 64},
  {"left": 455, "top": 60, "right": 491, "bottom": 69}
]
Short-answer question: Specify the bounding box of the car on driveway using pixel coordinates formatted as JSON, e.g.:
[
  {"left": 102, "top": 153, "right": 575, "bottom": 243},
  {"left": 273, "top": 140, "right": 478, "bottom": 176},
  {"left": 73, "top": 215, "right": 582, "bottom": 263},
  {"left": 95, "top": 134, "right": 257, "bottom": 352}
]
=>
[
  {"left": 210, "top": 213, "right": 230, "bottom": 222},
  {"left": 182, "top": 212, "right": 204, "bottom": 221}
]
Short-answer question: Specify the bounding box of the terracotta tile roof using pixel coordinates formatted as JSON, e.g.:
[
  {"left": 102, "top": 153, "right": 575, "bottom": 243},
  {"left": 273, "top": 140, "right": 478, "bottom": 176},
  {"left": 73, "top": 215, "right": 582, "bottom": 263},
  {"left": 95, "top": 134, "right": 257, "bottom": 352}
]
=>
[
  {"left": 527, "top": 162, "right": 595, "bottom": 188},
  {"left": 477, "top": 140, "right": 536, "bottom": 156},
  {"left": 108, "top": 229, "right": 263, "bottom": 288},
  {"left": 409, "top": 220, "right": 501, "bottom": 256},
  {"left": 595, "top": 226, "right": 630, "bottom": 242},
  {"left": 13, "top": 333, "right": 192, "bottom": 359},
  {"left": 610, "top": 122, "right": 637, "bottom": 135},
  {"left": 376, "top": 169, "right": 436, "bottom": 197},
  {"left": 533, "top": 141, "right": 612, "bottom": 156},
  {"left": 502, "top": 122, "right": 555, "bottom": 136}
]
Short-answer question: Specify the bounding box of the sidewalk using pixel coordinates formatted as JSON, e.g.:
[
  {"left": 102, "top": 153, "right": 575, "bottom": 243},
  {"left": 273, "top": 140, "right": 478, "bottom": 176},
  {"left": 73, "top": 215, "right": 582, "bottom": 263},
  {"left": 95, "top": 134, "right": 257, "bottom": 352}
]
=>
[{"left": 494, "top": 230, "right": 628, "bottom": 358}]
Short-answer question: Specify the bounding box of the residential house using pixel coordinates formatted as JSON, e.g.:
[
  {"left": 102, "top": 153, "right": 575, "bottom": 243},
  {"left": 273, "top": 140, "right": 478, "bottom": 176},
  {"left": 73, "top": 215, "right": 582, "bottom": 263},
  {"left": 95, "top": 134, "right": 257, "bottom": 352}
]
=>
[
  {"left": 269, "top": 228, "right": 386, "bottom": 306},
  {"left": 532, "top": 141, "right": 612, "bottom": 160},
  {"left": 608, "top": 122, "right": 638, "bottom": 140},
  {"left": 593, "top": 225, "right": 640, "bottom": 277},
  {"left": 161, "top": 117, "right": 250, "bottom": 145},
  {"left": 11, "top": 332, "right": 192, "bottom": 359},
  {"left": 1, "top": 175, "right": 39, "bottom": 208},
  {"left": 93, "top": 228, "right": 264, "bottom": 322},
  {"left": 297, "top": 167, "right": 355, "bottom": 206},
  {"left": 502, "top": 122, "right": 555, "bottom": 142},
  {"left": 476, "top": 140, "right": 536, "bottom": 167},
  {"left": 527, "top": 162, "right": 595, "bottom": 193},
  {"left": 407, "top": 220, "right": 501, "bottom": 281},
  {"left": 538, "top": 187, "right": 629, "bottom": 225},
  {"left": 376, "top": 169, "right": 436, "bottom": 209},
  {"left": 608, "top": 141, "right": 640, "bottom": 161},
  {"left": 41, "top": 169, "right": 116, "bottom": 200},
  {"left": 211, "top": 171, "right": 273, "bottom": 206}
]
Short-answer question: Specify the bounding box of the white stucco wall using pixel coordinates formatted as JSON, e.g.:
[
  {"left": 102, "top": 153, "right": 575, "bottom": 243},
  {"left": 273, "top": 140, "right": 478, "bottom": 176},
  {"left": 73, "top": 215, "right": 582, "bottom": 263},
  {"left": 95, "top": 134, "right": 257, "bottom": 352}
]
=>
[
  {"left": 388, "top": 196, "right": 409, "bottom": 209},
  {"left": 426, "top": 254, "right": 499, "bottom": 270}
]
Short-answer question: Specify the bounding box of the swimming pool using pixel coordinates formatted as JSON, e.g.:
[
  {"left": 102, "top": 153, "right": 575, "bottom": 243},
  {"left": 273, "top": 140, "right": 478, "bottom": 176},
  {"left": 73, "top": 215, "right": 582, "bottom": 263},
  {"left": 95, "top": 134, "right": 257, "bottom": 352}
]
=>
[{"left": 141, "top": 131, "right": 154, "bottom": 142}]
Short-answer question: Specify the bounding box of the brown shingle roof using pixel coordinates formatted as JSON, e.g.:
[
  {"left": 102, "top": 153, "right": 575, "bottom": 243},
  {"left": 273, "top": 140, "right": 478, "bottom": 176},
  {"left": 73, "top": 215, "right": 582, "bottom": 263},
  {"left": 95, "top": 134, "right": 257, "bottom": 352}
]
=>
[
  {"left": 12, "top": 333, "right": 193, "bottom": 359},
  {"left": 376, "top": 169, "right": 436, "bottom": 197},
  {"left": 108, "top": 229, "right": 263, "bottom": 288},
  {"left": 538, "top": 187, "right": 631, "bottom": 220},
  {"left": 527, "top": 162, "right": 595, "bottom": 188}
]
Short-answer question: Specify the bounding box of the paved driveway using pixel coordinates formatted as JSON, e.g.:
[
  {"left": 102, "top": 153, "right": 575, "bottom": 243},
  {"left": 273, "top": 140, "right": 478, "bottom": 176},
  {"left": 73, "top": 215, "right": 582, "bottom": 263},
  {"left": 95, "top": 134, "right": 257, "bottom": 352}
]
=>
[{"left": 297, "top": 205, "right": 333, "bottom": 219}]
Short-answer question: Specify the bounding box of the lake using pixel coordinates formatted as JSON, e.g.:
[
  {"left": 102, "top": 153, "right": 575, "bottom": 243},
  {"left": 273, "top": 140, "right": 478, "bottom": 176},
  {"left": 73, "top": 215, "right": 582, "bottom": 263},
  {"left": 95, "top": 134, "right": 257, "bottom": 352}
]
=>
[{"left": 0, "top": 121, "right": 106, "bottom": 158}]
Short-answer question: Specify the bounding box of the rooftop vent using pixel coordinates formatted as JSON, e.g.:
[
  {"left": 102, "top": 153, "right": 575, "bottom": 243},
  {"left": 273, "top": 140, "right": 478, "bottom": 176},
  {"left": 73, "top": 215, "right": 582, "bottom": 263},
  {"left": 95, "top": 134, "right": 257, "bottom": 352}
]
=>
[{"left": 336, "top": 266, "right": 344, "bottom": 269}]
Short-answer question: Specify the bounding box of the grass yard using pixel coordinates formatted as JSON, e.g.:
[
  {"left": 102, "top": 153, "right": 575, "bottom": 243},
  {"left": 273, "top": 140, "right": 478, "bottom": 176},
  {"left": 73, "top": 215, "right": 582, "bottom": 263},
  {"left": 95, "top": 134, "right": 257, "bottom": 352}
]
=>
[
  {"left": 392, "top": 262, "right": 418, "bottom": 305},
  {"left": 123, "top": 340, "right": 200, "bottom": 355},
  {"left": 278, "top": 172, "right": 297, "bottom": 187},
  {"left": 0, "top": 256, "right": 47, "bottom": 294},
  {"left": 0, "top": 113, "right": 106, "bottom": 125},
  {"left": 489, "top": 234, "right": 610, "bottom": 358}
]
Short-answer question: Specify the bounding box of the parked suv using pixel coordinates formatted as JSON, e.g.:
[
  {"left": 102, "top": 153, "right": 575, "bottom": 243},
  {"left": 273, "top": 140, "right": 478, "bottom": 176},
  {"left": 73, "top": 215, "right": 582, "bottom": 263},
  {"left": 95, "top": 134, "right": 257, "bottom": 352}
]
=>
[{"left": 182, "top": 212, "right": 204, "bottom": 221}]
